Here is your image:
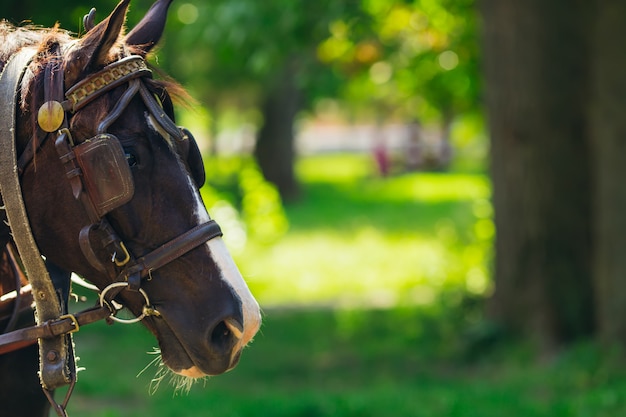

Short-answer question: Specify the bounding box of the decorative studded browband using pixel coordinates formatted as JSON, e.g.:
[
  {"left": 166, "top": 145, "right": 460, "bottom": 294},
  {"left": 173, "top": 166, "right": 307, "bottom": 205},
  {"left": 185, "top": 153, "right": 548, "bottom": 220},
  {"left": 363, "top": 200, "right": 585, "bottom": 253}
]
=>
[{"left": 66, "top": 56, "right": 151, "bottom": 113}]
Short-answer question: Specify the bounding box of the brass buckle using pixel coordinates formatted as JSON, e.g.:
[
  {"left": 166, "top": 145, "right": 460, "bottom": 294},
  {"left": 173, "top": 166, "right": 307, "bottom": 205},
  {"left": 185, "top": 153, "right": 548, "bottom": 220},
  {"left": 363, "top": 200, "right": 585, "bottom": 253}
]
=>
[{"left": 58, "top": 313, "right": 80, "bottom": 333}]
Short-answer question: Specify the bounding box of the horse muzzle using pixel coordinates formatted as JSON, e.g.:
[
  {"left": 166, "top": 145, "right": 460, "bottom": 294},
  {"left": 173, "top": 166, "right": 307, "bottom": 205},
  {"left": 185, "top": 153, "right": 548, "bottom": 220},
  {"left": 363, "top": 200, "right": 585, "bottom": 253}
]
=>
[{"left": 150, "top": 288, "right": 261, "bottom": 378}]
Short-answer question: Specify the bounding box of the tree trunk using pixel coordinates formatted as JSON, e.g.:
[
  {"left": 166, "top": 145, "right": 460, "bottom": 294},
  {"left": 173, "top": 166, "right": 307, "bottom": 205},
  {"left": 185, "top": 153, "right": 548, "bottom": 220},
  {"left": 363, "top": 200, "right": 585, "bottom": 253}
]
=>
[
  {"left": 481, "top": 0, "right": 594, "bottom": 349},
  {"left": 254, "top": 60, "right": 300, "bottom": 201},
  {"left": 590, "top": 2, "right": 626, "bottom": 345}
]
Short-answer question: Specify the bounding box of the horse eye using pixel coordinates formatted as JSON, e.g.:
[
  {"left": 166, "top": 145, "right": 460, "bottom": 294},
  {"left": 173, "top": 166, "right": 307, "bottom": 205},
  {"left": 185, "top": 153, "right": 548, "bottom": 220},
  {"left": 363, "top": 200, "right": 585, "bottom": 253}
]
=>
[{"left": 125, "top": 152, "right": 138, "bottom": 167}]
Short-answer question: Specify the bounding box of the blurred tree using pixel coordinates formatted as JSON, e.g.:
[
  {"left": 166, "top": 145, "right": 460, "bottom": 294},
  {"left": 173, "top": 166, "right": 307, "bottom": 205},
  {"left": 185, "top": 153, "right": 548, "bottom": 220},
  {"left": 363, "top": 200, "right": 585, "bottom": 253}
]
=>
[
  {"left": 481, "top": 0, "right": 594, "bottom": 350},
  {"left": 482, "top": 0, "right": 626, "bottom": 349},
  {"left": 333, "top": 0, "right": 480, "bottom": 125},
  {"left": 589, "top": 2, "right": 626, "bottom": 346},
  {"left": 159, "top": 0, "right": 480, "bottom": 199},
  {"left": 4, "top": 0, "right": 90, "bottom": 29},
  {"left": 319, "top": 0, "right": 480, "bottom": 174},
  {"left": 3, "top": 0, "right": 481, "bottom": 199},
  {"left": 152, "top": 0, "right": 366, "bottom": 201},
  {"left": 3, "top": 0, "right": 164, "bottom": 37}
]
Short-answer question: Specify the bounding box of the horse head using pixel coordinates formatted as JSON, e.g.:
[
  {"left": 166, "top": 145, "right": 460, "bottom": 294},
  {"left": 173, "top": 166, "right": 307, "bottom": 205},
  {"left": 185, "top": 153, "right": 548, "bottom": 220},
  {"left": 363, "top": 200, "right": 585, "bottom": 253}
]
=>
[{"left": 11, "top": 0, "right": 261, "bottom": 378}]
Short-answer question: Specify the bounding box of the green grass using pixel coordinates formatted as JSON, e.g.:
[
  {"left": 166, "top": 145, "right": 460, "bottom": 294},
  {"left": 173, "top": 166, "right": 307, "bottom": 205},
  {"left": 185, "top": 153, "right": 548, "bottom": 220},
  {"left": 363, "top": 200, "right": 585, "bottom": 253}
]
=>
[
  {"left": 69, "top": 307, "right": 626, "bottom": 417},
  {"left": 60, "top": 153, "right": 626, "bottom": 416},
  {"left": 233, "top": 154, "right": 492, "bottom": 307}
]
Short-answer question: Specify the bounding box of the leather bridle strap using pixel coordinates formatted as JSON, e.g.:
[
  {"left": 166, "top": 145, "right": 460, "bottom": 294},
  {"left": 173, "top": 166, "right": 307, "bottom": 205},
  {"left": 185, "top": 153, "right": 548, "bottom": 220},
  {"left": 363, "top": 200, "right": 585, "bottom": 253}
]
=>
[
  {"left": 65, "top": 55, "right": 150, "bottom": 113},
  {"left": 0, "top": 48, "right": 74, "bottom": 390},
  {"left": 0, "top": 305, "right": 112, "bottom": 355},
  {"left": 119, "top": 220, "right": 222, "bottom": 290}
]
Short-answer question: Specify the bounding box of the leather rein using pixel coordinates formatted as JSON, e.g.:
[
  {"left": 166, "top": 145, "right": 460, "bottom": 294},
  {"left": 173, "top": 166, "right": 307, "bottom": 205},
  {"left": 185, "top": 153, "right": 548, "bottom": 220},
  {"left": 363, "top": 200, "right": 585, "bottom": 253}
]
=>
[{"left": 0, "top": 47, "right": 223, "bottom": 405}]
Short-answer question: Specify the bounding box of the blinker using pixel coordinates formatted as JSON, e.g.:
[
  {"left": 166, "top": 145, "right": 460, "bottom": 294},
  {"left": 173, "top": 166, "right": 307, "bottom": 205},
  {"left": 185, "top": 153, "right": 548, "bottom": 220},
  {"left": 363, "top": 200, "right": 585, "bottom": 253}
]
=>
[
  {"left": 56, "top": 131, "right": 136, "bottom": 221},
  {"left": 37, "top": 100, "right": 65, "bottom": 132},
  {"left": 73, "top": 134, "right": 135, "bottom": 219}
]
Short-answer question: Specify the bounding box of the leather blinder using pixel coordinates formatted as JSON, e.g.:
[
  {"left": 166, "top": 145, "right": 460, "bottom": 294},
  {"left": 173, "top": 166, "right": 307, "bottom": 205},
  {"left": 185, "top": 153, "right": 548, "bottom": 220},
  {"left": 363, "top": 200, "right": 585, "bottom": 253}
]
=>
[{"left": 73, "top": 134, "right": 134, "bottom": 219}]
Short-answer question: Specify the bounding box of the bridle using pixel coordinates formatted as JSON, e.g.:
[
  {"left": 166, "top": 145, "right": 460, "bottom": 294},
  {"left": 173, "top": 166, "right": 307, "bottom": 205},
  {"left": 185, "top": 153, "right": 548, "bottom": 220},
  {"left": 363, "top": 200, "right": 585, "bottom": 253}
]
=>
[
  {"left": 43, "top": 52, "right": 221, "bottom": 290},
  {"left": 0, "top": 46, "right": 223, "bottom": 415}
]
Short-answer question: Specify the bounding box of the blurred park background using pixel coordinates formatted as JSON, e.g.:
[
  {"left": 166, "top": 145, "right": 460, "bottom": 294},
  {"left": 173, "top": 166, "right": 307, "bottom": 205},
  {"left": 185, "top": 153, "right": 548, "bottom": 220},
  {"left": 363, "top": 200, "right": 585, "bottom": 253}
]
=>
[{"left": 6, "top": 0, "right": 626, "bottom": 416}]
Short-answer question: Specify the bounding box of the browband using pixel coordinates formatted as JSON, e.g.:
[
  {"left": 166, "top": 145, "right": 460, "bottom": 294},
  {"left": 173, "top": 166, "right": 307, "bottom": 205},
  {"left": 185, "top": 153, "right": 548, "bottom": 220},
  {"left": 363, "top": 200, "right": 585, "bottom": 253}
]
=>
[{"left": 65, "top": 55, "right": 150, "bottom": 113}]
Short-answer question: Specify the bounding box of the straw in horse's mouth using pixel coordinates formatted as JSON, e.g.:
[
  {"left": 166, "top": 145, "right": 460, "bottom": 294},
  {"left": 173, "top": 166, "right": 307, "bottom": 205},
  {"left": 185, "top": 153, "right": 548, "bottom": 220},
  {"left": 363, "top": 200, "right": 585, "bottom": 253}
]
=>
[{"left": 137, "top": 348, "right": 207, "bottom": 395}]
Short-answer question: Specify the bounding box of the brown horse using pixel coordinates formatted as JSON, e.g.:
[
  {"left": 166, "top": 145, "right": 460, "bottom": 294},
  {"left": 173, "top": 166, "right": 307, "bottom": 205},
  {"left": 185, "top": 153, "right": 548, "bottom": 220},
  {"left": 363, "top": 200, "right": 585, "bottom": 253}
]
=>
[{"left": 0, "top": 0, "right": 261, "bottom": 415}]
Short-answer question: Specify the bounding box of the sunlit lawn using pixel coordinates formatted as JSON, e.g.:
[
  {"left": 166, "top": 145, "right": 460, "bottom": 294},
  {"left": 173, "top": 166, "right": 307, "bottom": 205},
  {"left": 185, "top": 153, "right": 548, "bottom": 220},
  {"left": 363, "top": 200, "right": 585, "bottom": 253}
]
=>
[
  {"left": 235, "top": 153, "right": 492, "bottom": 307},
  {"left": 64, "top": 154, "right": 626, "bottom": 416}
]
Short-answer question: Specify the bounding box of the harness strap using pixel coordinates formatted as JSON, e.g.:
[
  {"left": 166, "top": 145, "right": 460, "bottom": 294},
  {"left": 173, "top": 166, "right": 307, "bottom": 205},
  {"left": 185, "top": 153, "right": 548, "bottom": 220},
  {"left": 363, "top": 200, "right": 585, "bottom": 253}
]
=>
[
  {"left": 0, "top": 48, "right": 75, "bottom": 390},
  {"left": 0, "top": 338, "right": 37, "bottom": 355},
  {"left": 0, "top": 305, "right": 112, "bottom": 355},
  {"left": 138, "top": 81, "right": 184, "bottom": 140},
  {"left": 17, "top": 50, "right": 64, "bottom": 176}
]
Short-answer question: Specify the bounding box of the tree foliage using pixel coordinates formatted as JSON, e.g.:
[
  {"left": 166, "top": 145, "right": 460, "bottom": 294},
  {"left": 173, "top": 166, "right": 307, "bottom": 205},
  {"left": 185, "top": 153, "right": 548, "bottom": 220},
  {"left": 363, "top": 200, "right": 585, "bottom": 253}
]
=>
[
  {"left": 4, "top": 0, "right": 483, "bottom": 199},
  {"left": 322, "top": 0, "right": 480, "bottom": 124},
  {"left": 4, "top": 0, "right": 481, "bottom": 123},
  {"left": 124, "top": 0, "right": 479, "bottom": 137}
]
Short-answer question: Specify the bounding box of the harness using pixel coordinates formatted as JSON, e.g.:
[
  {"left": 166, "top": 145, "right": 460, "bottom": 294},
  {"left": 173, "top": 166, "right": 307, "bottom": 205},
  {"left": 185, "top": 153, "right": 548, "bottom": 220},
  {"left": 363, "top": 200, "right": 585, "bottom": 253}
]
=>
[{"left": 0, "top": 47, "right": 222, "bottom": 416}]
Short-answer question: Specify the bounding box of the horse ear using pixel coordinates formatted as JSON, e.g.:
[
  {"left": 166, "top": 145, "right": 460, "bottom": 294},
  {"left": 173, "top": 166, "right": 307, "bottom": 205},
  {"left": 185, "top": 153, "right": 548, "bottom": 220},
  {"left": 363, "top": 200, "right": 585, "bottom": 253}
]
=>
[
  {"left": 83, "top": 0, "right": 131, "bottom": 71},
  {"left": 126, "top": 0, "right": 174, "bottom": 56}
]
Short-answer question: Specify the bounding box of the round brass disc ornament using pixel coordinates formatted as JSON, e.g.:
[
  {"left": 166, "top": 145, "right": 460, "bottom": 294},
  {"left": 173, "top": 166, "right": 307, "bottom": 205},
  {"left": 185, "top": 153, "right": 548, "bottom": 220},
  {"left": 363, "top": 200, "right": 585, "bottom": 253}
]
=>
[{"left": 37, "top": 100, "right": 64, "bottom": 132}]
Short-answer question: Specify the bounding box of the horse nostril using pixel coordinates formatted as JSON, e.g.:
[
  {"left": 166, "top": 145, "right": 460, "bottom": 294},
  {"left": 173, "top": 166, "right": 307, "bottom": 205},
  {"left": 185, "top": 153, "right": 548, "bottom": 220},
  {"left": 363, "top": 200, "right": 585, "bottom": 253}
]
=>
[
  {"left": 209, "top": 317, "right": 244, "bottom": 353},
  {"left": 224, "top": 317, "right": 244, "bottom": 340}
]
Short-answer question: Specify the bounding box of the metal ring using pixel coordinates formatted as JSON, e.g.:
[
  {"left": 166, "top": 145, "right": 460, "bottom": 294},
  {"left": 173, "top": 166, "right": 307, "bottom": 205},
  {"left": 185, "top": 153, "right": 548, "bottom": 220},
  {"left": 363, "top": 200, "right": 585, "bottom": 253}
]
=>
[{"left": 98, "top": 282, "right": 156, "bottom": 324}]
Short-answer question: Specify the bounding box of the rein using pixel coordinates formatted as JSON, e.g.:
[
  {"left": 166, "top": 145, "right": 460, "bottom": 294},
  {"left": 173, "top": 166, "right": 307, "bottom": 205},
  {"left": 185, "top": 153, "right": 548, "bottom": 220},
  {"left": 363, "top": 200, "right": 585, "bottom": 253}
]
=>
[{"left": 0, "top": 46, "right": 223, "bottom": 416}]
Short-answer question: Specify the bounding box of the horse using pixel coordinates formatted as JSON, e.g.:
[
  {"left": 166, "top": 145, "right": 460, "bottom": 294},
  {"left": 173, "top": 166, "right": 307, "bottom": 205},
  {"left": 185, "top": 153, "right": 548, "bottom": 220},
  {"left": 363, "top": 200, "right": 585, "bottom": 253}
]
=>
[{"left": 0, "top": 0, "right": 261, "bottom": 415}]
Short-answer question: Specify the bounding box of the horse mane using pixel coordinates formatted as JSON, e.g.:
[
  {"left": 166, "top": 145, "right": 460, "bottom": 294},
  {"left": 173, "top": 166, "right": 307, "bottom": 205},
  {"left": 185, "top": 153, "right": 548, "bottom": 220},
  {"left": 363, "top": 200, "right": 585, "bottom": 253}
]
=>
[{"left": 0, "top": 21, "right": 73, "bottom": 72}]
